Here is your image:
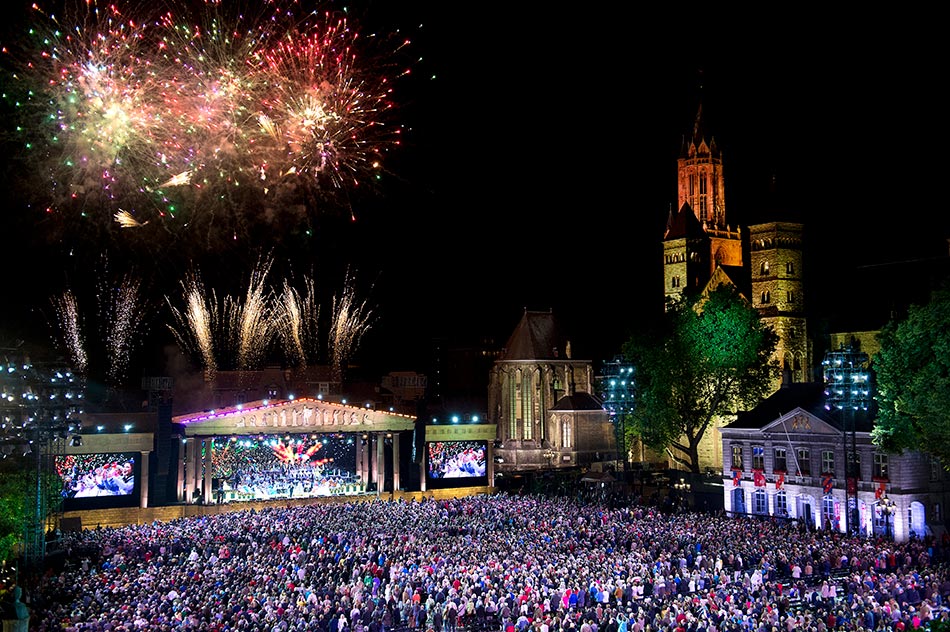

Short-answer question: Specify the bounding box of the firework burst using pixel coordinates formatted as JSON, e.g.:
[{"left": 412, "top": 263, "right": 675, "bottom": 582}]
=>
[
  {"left": 227, "top": 256, "right": 276, "bottom": 371},
  {"left": 98, "top": 271, "right": 148, "bottom": 385},
  {"left": 274, "top": 274, "right": 321, "bottom": 368},
  {"left": 3, "top": 0, "right": 415, "bottom": 248},
  {"left": 167, "top": 270, "right": 219, "bottom": 380},
  {"left": 51, "top": 290, "right": 88, "bottom": 376},
  {"left": 328, "top": 267, "right": 373, "bottom": 382}
]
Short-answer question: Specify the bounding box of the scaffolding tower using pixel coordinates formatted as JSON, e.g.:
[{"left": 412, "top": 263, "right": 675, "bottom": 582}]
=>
[
  {"left": 595, "top": 356, "right": 636, "bottom": 471},
  {"left": 821, "top": 343, "right": 871, "bottom": 536}
]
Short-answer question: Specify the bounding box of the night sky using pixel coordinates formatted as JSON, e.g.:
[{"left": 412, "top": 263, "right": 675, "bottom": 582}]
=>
[{"left": 0, "top": 3, "right": 945, "bottom": 380}]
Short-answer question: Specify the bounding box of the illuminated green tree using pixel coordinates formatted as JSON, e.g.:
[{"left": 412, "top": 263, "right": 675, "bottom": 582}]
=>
[
  {"left": 0, "top": 462, "right": 32, "bottom": 564},
  {"left": 871, "top": 284, "right": 950, "bottom": 465},
  {"left": 621, "top": 284, "right": 779, "bottom": 473}
]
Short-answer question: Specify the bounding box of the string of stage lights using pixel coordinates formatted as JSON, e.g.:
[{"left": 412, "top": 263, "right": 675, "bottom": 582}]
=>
[{"left": 1, "top": 0, "right": 415, "bottom": 242}]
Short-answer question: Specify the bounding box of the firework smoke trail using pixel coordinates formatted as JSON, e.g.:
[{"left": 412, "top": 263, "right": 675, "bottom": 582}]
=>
[
  {"left": 51, "top": 290, "right": 88, "bottom": 376},
  {"left": 3, "top": 0, "right": 415, "bottom": 242},
  {"left": 227, "top": 256, "right": 275, "bottom": 370},
  {"left": 275, "top": 275, "right": 321, "bottom": 368},
  {"left": 99, "top": 272, "right": 148, "bottom": 385},
  {"left": 328, "top": 268, "right": 373, "bottom": 382},
  {"left": 167, "top": 271, "right": 217, "bottom": 380}
]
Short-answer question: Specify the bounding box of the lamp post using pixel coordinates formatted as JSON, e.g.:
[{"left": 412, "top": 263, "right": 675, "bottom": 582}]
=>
[
  {"left": 674, "top": 477, "right": 691, "bottom": 511},
  {"left": 881, "top": 495, "right": 897, "bottom": 540}
]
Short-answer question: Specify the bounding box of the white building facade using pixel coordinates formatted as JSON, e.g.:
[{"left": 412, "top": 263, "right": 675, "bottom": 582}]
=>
[{"left": 719, "top": 383, "right": 947, "bottom": 542}]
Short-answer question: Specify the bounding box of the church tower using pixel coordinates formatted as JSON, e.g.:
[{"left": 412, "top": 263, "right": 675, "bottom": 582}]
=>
[
  {"left": 749, "top": 222, "right": 812, "bottom": 385},
  {"left": 663, "top": 103, "right": 743, "bottom": 304}
]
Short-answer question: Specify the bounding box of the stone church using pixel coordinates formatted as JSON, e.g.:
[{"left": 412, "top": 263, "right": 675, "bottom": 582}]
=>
[{"left": 661, "top": 103, "right": 813, "bottom": 473}]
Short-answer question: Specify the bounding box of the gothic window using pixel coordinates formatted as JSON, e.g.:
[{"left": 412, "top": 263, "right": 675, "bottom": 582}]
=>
[
  {"left": 522, "top": 372, "right": 533, "bottom": 441},
  {"left": 786, "top": 261, "right": 795, "bottom": 274},
  {"left": 774, "top": 448, "right": 787, "bottom": 472},
  {"left": 822, "top": 450, "right": 835, "bottom": 475},
  {"left": 787, "top": 291, "right": 795, "bottom": 303},
  {"left": 699, "top": 173, "right": 708, "bottom": 214},
  {"left": 508, "top": 373, "right": 518, "bottom": 437},
  {"left": 562, "top": 419, "right": 573, "bottom": 449},
  {"left": 671, "top": 276, "right": 680, "bottom": 288},
  {"left": 761, "top": 291, "right": 771, "bottom": 304},
  {"left": 761, "top": 261, "right": 770, "bottom": 275}
]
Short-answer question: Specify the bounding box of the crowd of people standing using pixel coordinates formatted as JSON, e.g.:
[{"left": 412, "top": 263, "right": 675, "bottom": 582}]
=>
[{"left": 15, "top": 492, "right": 950, "bottom": 632}]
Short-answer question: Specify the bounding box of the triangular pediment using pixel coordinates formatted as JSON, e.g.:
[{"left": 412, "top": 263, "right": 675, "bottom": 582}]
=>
[{"left": 762, "top": 408, "right": 841, "bottom": 437}]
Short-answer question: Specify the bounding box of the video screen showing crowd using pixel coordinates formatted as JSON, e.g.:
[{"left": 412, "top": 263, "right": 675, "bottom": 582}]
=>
[
  {"left": 426, "top": 440, "right": 487, "bottom": 480},
  {"left": 55, "top": 453, "right": 136, "bottom": 499},
  {"left": 211, "top": 434, "right": 362, "bottom": 502}
]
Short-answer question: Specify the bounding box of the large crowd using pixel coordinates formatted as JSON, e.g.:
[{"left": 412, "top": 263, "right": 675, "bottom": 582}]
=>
[{"left": 12, "top": 493, "right": 950, "bottom": 632}]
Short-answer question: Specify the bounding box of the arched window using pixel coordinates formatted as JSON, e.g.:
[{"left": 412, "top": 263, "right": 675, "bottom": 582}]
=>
[
  {"left": 761, "top": 261, "right": 770, "bottom": 275},
  {"left": 761, "top": 291, "right": 771, "bottom": 304}
]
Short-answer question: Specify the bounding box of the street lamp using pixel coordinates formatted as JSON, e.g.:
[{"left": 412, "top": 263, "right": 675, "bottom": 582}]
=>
[
  {"left": 674, "top": 477, "right": 691, "bottom": 511},
  {"left": 880, "top": 495, "right": 897, "bottom": 540}
]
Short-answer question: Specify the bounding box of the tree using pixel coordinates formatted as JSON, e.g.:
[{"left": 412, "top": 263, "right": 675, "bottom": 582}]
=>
[
  {"left": 621, "top": 285, "right": 779, "bottom": 473},
  {"left": 871, "top": 284, "right": 950, "bottom": 465}
]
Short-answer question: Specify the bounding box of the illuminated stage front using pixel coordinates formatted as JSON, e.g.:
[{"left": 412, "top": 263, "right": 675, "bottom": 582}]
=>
[{"left": 172, "top": 398, "right": 416, "bottom": 504}]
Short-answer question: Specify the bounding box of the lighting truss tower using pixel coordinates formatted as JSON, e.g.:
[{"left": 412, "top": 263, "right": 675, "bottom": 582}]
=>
[
  {"left": 821, "top": 344, "right": 870, "bottom": 537},
  {"left": 1, "top": 348, "right": 85, "bottom": 573},
  {"left": 595, "top": 356, "right": 636, "bottom": 473}
]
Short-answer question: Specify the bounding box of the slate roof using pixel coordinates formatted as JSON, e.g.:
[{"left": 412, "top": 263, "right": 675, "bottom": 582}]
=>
[
  {"left": 500, "top": 309, "right": 569, "bottom": 361},
  {"left": 664, "top": 202, "right": 707, "bottom": 240},
  {"left": 549, "top": 391, "right": 605, "bottom": 412},
  {"left": 726, "top": 381, "right": 874, "bottom": 433}
]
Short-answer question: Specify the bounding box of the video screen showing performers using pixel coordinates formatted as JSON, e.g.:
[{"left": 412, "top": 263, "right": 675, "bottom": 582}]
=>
[
  {"left": 210, "top": 434, "right": 361, "bottom": 502},
  {"left": 426, "top": 440, "right": 487, "bottom": 485},
  {"left": 55, "top": 453, "right": 137, "bottom": 505}
]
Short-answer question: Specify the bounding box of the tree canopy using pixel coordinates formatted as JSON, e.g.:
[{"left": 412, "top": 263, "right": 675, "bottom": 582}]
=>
[
  {"left": 871, "top": 284, "right": 950, "bottom": 466},
  {"left": 621, "top": 285, "right": 779, "bottom": 473}
]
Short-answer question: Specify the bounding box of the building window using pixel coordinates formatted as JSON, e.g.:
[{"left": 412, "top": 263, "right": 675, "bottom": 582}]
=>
[
  {"left": 873, "top": 453, "right": 889, "bottom": 479},
  {"left": 822, "top": 450, "right": 835, "bottom": 475},
  {"left": 774, "top": 491, "right": 788, "bottom": 517},
  {"left": 521, "top": 373, "right": 533, "bottom": 441},
  {"left": 786, "top": 262, "right": 795, "bottom": 274},
  {"left": 761, "top": 291, "right": 771, "bottom": 304},
  {"left": 936, "top": 503, "right": 942, "bottom": 523},
  {"left": 752, "top": 446, "right": 764, "bottom": 470},
  {"left": 761, "top": 261, "right": 770, "bottom": 275},
  {"left": 847, "top": 450, "right": 861, "bottom": 478},
  {"left": 932, "top": 457, "right": 942, "bottom": 481},
  {"left": 671, "top": 276, "right": 681, "bottom": 289},
  {"left": 787, "top": 291, "right": 795, "bottom": 304},
  {"left": 508, "top": 374, "right": 518, "bottom": 437},
  {"left": 797, "top": 448, "right": 810, "bottom": 475},
  {"left": 699, "top": 172, "right": 707, "bottom": 212},
  {"left": 752, "top": 489, "right": 768, "bottom": 515},
  {"left": 822, "top": 496, "right": 837, "bottom": 531},
  {"left": 562, "top": 420, "right": 573, "bottom": 449},
  {"left": 732, "top": 444, "right": 743, "bottom": 470},
  {"left": 774, "top": 447, "right": 787, "bottom": 472},
  {"left": 267, "top": 385, "right": 280, "bottom": 399}
]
